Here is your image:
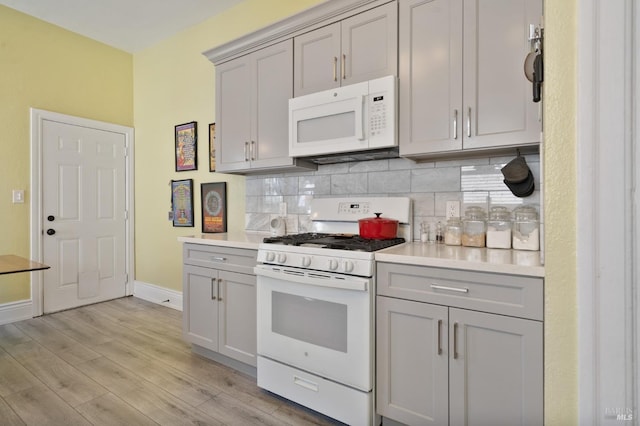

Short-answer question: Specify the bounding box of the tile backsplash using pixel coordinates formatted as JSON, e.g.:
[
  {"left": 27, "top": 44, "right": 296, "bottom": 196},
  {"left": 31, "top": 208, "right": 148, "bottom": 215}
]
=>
[{"left": 245, "top": 154, "right": 541, "bottom": 241}]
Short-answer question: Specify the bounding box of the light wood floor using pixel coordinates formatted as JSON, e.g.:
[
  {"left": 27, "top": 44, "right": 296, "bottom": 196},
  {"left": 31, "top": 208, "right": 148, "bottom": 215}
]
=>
[{"left": 0, "top": 296, "right": 341, "bottom": 425}]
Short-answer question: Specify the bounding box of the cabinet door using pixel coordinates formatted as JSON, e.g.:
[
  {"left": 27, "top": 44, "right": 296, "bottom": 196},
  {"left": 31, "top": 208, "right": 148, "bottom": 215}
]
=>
[
  {"left": 341, "top": 2, "right": 398, "bottom": 86},
  {"left": 251, "top": 40, "right": 295, "bottom": 170},
  {"left": 218, "top": 270, "right": 257, "bottom": 366},
  {"left": 449, "top": 308, "right": 543, "bottom": 426},
  {"left": 399, "top": 0, "right": 463, "bottom": 156},
  {"left": 294, "top": 23, "right": 341, "bottom": 96},
  {"left": 376, "top": 296, "right": 449, "bottom": 425},
  {"left": 215, "top": 56, "right": 252, "bottom": 172},
  {"left": 183, "top": 265, "right": 218, "bottom": 351},
  {"left": 462, "top": 0, "right": 542, "bottom": 150}
]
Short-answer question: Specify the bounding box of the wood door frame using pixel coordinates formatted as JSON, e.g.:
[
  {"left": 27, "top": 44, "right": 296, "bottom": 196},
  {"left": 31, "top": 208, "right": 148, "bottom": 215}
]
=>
[{"left": 29, "top": 108, "right": 135, "bottom": 317}]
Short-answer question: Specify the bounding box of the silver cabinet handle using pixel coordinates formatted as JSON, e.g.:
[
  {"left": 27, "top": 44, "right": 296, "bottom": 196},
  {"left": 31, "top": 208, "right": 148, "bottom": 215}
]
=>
[
  {"left": 333, "top": 57, "right": 338, "bottom": 82},
  {"left": 244, "top": 141, "right": 249, "bottom": 161},
  {"left": 211, "top": 256, "right": 226, "bottom": 262},
  {"left": 217, "top": 278, "right": 222, "bottom": 301},
  {"left": 453, "top": 322, "right": 459, "bottom": 359},
  {"left": 437, "top": 319, "right": 443, "bottom": 355},
  {"left": 453, "top": 109, "right": 458, "bottom": 140},
  {"left": 467, "top": 107, "right": 471, "bottom": 137},
  {"left": 430, "top": 284, "right": 469, "bottom": 293},
  {"left": 250, "top": 141, "right": 256, "bottom": 161},
  {"left": 342, "top": 54, "right": 346, "bottom": 80},
  {"left": 211, "top": 279, "right": 217, "bottom": 300}
]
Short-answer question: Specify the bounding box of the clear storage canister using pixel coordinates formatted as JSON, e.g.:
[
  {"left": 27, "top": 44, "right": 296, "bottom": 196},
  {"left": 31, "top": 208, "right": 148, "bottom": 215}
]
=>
[
  {"left": 461, "top": 206, "right": 486, "bottom": 247},
  {"left": 512, "top": 206, "right": 540, "bottom": 251},
  {"left": 486, "top": 206, "right": 512, "bottom": 249},
  {"left": 444, "top": 218, "right": 462, "bottom": 246}
]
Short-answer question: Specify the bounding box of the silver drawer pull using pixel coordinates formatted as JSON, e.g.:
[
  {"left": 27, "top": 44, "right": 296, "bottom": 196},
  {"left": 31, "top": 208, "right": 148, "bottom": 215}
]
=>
[
  {"left": 211, "top": 256, "right": 226, "bottom": 262},
  {"left": 430, "top": 284, "right": 469, "bottom": 293}
]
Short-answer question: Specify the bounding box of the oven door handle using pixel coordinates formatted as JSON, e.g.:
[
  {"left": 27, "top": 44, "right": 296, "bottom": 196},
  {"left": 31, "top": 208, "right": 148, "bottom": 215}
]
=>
[{"left": 254, "top": 265, "right": 368, "bottom": 292}]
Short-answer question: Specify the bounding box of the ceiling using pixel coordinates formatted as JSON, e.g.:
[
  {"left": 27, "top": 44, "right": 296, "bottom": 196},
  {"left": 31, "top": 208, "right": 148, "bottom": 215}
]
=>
[{"left": 0, "top": 0, "right": 246, "bottom": 53}]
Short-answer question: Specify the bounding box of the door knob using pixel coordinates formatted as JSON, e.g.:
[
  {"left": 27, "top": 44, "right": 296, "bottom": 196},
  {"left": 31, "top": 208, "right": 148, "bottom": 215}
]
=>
[
  {"left": 47, "top": 215, "right": 55, "bottom": 222},
  {"left": 46, "top": 229, "right": 56, "bottom": 235}
]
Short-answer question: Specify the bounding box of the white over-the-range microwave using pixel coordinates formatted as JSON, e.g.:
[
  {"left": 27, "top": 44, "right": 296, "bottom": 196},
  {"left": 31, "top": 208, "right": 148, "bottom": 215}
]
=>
[{"left": 288, "top": 75, "right": 397, "bottom": 161}]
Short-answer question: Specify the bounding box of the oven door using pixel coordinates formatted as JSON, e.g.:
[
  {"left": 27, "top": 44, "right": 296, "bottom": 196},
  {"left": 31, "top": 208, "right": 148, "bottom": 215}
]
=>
[{"left": 254, "top": 264, "right": 373, "bottom": 391}]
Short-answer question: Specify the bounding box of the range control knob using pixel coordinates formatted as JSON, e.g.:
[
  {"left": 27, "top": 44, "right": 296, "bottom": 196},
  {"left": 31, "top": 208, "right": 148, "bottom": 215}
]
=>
[
  {"left": 328, "top": 259, "right": 339, "bottom": 270},
  {"left": 277, "top": 253, "right": 287, "bottom": 263},
  {"left": 265, "top": 252, "right": 275, "bottom": 262},
  {"left": 344, "top": 260, "right": 354, "bottom": 273},
  {"left": 301, "top": 256, "right": 312, "bottom": 267}
]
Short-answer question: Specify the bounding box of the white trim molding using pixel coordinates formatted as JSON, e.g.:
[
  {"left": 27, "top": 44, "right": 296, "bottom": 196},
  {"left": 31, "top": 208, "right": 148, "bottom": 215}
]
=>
[
  {"left": 577, "top": 0, "right": 636, "bottom": 424},
  {"left": 133, "top": 280, "right": 183, "bottom": 312},
  {"left": 0, "top": 300, "right": 34, "bottom": 325}
]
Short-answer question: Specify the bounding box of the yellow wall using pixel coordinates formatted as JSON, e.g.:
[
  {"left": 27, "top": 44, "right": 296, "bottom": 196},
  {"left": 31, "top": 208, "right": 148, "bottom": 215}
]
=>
[
  {"left": 543, "top": 0, "right": 577, "bottom": 424},
  {"left": 132, "top": 0, "right": 324, "bottom": 290},
  {"left": 0, "top": 6, "right": 133, "bottom": 304}
]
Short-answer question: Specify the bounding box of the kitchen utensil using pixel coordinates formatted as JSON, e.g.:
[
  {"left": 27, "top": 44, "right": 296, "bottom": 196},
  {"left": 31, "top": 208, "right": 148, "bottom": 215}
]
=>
[
  {"left": 524, "top": 51, "right": 536, "bottom": 82},
  {"left": 358, "top": 213, "right": 399, "bottom": 239}
]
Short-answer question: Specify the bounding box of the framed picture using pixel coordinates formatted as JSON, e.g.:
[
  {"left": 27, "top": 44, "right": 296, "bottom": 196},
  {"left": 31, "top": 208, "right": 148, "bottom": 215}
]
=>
[
  {"left": 201, "top": 182, "right": 227, "bottom": 233},
  {"left": 171, "top": 179, "right": 194, "bottom": 227},
  {"left": 209, "top": 122, "right": 216, "bottom": 172},
  {"left": 175, "top": 121, "right": 197, "bottom": 171}
]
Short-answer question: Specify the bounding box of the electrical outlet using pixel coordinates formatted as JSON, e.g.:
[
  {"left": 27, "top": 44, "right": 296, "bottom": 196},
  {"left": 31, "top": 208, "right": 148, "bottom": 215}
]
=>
[
  {"left": 446, "top": 201, "right": 460, "bottom": 219},
  {"left": 279, "top": 202, "right": 287, "bottom": 217}
]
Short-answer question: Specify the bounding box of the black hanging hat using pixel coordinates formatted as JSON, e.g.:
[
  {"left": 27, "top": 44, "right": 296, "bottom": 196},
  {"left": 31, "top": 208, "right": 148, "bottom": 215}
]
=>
[{"left": 501, "top": 156, "right": 535, "bottom": 197}]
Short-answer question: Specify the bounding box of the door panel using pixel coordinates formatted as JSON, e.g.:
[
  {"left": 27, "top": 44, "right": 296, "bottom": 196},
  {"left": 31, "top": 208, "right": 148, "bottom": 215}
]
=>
[
  {"left": 449, "top": 308, "right": 543, "bottom": 425},
  {"left": 218, "top": 270, "right": 256, "bottom": 366},
  {"left": 294, "top": 23, "right": 341, "bottom": 96},
  {"left": 42, "top": 119, "right": 127, "bottom": 313}
]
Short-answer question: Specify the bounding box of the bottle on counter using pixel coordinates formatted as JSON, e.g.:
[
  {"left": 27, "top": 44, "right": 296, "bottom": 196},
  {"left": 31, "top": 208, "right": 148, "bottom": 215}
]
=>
[
  {"left": 486, "top": 206, "right": 512, "bottom": 249},
  {"left": 512, "top": 206, "right": 540, "bottom": 251},
  {"left": 444, "top": 217, "right": 462, "bottom": 246},
  {"left": 461, "top": 206, "right": 487, "bottom": 247},
  {"left": 435, "top": 221, "right": 444, "bottom": 244}
]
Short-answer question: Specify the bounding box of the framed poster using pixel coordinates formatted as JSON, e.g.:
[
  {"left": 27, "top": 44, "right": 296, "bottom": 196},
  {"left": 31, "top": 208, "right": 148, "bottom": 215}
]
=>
[
  {"left": 201, "top": 182, "right": 227, "bottom": 233},
  {"left": 175, "top": 121, "right": 197, "bottom": 171},
  {"left": 209, "top": 122, "right": 216, "bottom": 172},
  {"left": 171, "top": 179, "right": 194, "bottom": 227}
]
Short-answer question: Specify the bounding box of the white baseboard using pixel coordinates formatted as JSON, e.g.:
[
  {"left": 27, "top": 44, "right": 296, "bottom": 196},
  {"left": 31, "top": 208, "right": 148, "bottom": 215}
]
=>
[
  {"left": 133, "top": 280, "right": 182, "bottom": 311},
  {"left": 0, "top": 300, "right": 34, "bottom": 325}
]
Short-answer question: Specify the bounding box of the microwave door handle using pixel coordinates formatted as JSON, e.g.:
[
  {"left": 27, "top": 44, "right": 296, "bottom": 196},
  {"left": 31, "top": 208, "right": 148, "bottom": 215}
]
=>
[{"left": 356, "top": 95, "right": 365, "bottom": 141}]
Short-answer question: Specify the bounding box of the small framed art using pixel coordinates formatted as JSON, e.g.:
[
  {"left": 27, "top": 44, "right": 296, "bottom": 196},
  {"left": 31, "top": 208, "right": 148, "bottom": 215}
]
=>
[
  {"left": 175, "top": 121, "right": 197, "bottom": 171},
  {"left": 201, "top": 182, "right": 227, "bottom": 233},
  {"left": 209, "top": 122, "right": 216, "bottom": 172},
  {"left": 171, "top": 179, "right": 194, "bottom": 227}
]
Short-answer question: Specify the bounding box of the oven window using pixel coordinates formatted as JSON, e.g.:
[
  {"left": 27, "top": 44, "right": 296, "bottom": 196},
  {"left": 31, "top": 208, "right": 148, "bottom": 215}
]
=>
[
  {"left": 297, "top": 111, "right": 355, "bottom": 143},
  {"left": 271, "top": 291, "right": 348, "bottom": 353}
]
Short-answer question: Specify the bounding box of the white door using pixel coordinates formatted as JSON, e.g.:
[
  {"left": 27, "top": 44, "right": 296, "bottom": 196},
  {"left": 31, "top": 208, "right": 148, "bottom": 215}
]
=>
[{"left": 41, "top": 119, "right": 128, "bottom": 313}]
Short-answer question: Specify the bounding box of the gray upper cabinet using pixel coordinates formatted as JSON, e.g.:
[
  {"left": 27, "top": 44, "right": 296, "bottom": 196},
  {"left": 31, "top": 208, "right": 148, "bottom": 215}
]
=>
[
  {"left": 215, "top": 39, "right": 315, "bottom": 174},
  {"left": 294, "top": 2, "right": 398, "bottom": 97},
  {"left": 399, "top": 0, "right": 542, "bottom": 158}
]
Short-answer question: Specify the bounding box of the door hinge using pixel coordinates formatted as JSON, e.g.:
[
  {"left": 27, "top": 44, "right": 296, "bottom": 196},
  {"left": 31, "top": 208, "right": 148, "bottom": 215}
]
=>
[{"left": 125, "top": 273, "right": 129, "bottom": 283}]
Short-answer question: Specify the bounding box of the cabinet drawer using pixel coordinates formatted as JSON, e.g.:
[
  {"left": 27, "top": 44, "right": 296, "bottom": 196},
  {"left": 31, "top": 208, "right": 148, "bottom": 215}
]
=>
[
  {"left": 183, "top": 244, "right": 256, "bottom": 274},
  {"left": 377, "top": 262, "right": 543, "bottom": 320}
]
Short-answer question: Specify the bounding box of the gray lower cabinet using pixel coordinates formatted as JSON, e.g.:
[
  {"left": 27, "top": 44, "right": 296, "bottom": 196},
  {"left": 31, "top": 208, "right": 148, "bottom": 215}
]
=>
[
  {"left": 376, "top": 262, "right": 543, "bottom": 425},
  {"left": 183, "top": 244, "right": 257, "bottom": 367}
]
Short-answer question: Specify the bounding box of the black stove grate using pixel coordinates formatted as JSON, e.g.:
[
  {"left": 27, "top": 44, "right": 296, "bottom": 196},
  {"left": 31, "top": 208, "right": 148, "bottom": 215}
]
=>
[{"left": 263, "top": 233, "right": 405, "bottom": 252}]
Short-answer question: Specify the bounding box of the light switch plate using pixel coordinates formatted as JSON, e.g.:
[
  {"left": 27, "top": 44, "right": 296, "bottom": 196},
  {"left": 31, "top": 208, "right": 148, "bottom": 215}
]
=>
[{"left": 12, "top": 190, "right": 24, "bottom": 204}]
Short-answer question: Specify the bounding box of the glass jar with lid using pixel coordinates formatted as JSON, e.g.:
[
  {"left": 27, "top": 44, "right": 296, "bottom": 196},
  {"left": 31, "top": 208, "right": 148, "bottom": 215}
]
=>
[
  {"left": 461, "top": 206, "right": 486, "bottom": 247},
  {"left": 486, "top": 206, "right": 512, "bottom": 249},
  {"left": 512, "top": 206, "right": 540, "bottom": 251},
  {"left": 444, "top": 218, "right": 462, "bottom": 246}
]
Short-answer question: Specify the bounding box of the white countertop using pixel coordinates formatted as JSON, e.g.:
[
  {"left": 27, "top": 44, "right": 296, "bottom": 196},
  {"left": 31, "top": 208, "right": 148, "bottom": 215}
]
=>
[
  {"left": 178, "top": 234, "right": 544, "bottom": 277},
  {"left": 375, "top": 242, "right": 544, "bottom": 277},
  {"left": 178, "top": 231, "right": 268, "bottom": 250}
]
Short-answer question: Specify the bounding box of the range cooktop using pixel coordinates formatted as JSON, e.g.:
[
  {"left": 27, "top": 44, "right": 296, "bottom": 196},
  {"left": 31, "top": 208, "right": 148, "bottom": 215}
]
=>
[{"left": 263, "top": 233, "right": 405, "bottom": 252}]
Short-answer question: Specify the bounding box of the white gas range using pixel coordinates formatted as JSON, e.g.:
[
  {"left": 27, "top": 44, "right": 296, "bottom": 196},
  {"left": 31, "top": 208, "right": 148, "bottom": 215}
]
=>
[{"left": 254, "top": 197, "right": 411, "bottom": 426}]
